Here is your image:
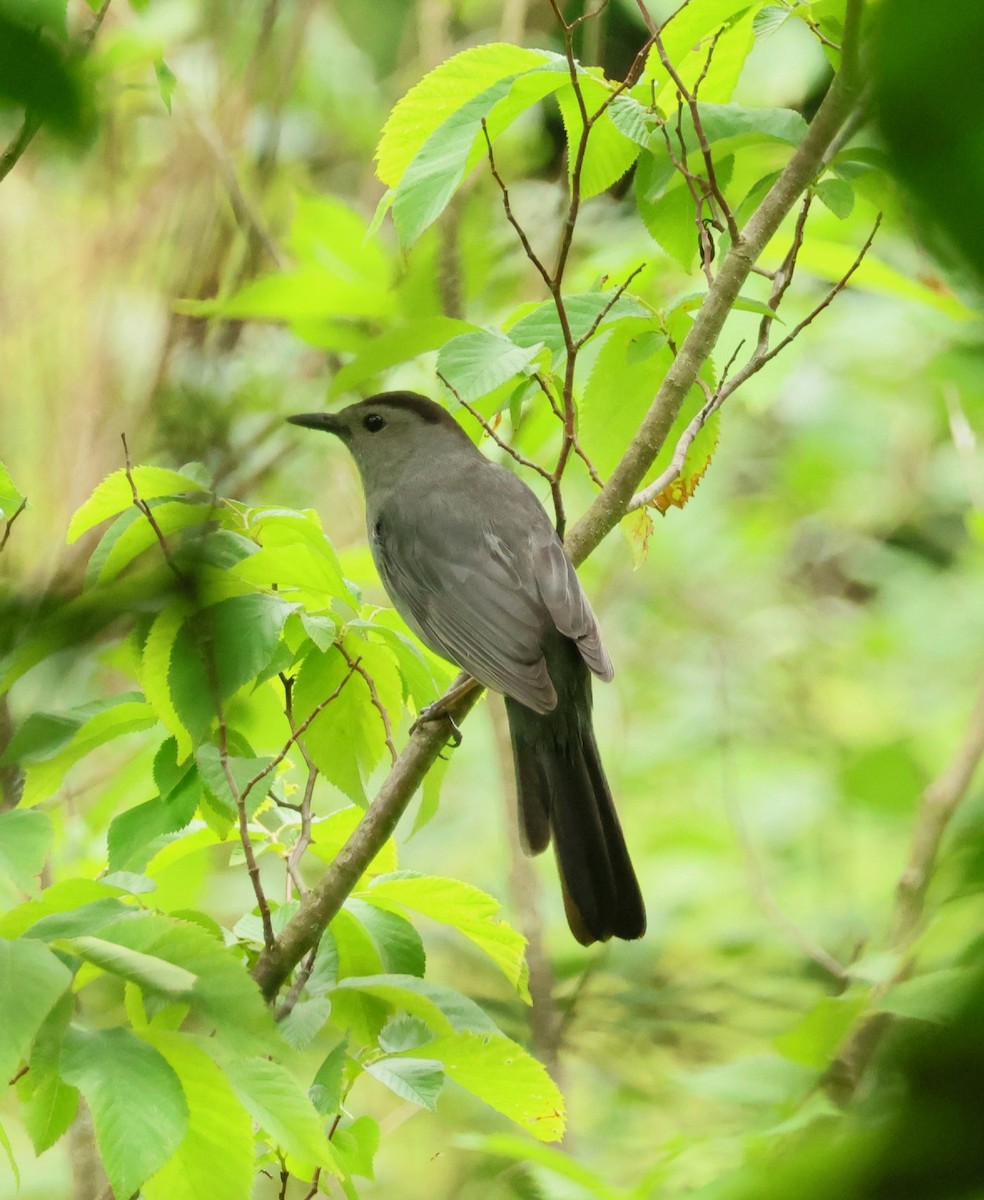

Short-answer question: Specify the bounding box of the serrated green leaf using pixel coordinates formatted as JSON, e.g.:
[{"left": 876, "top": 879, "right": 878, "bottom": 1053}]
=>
[
  {"left": 332, "top": 1115, "right": 379, "bottom": 1182},
  {"left": 20, "top": 1065, "right": 79, "bottom": 1156},
  {"left": 278, "top": 997, "right": 332, "bottom": 1050},
  {"left": 108, "top": 749, "right": 200, "bottom": 872},
  {"left": 60, "top": 1026, "right": 189, "bottom": 1199},
  {"left": 753, "top": 5, "right": 790, "bottom": 39},
  {"left": 363, "top": 874, "right": 529, "bottom": 1001},
  {"left": 437, "top": 330, "right": 545, "bottom": 403},
  {"left": 223, "top": 1056, "right": 344, "bottom": 1176},
  {"left": 365, "top": 1056, "right": 444, "bottom": 1109},
  {"left": 0, "top": 880, "right": 128, "bottom": 939},
  {"left": 67, "top": 466, "right": 208, "bottom": 544},
  {"left": 169, "top": 594, "right": 292, "bottom": 745},
  {"left": 0, "top": 938, "right": 72, "bottom": 1083},
  {"left": 87, "top": 499, "right": 215, "bottom": 583},
  {"left": 376, "top": 43, "right": 559, "bottom": 186},
  {"left": 142, "top": 1032, "right": 254, "bottom": 1200},
  {"left": 64, "top": 936, "right": 198, "bottom": 995},
  {"left": 508, "top": 291, "right": 649, "bottom": 359},
  {"left": 140, "top": 603, "right": 195, "bottom": 759},
  {"left": 347, "top": 899, "right": 426, "bottom": 977},
  {"left": 555, "top": 75, "right": 641, "bottom": 199},
  {"left": 815, "top": 176, "right": 856, "bottom": 219},
  {"left": 331, "top": 974, "right": 501, "bottom": 1036},
  {"left": 195, "top": 744, "right": 274, "bottom": 819},
  {"left": 413, "top": 1031, "right": 565, "bottom": 1142},
  {"left": 309, "top": 1038, "right": 347, "bottom": 1117},
  {"left": 0, "top": 809, "right": 53, "bottom": 892},
  {"left": 90, "top": 914, "right": 277, "bottom": 1051}
]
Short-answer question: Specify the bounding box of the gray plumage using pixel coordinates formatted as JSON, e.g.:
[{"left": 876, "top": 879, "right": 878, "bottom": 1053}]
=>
[{"left": 288, "top": 391, "right": 645, "bottom": 945}]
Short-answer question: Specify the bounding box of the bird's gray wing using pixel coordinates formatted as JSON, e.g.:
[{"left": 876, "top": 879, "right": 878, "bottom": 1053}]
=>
[
  {"left": 532, "top": 535, "right": 614, "bottom": 681},
  {"left": 371, "top": 494, "right": 558, "bottom": 714}
]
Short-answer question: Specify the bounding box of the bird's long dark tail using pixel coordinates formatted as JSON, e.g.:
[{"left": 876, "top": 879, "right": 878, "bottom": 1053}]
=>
[{"left": 504, "top": 644, "right": 646, "bottom": 945}]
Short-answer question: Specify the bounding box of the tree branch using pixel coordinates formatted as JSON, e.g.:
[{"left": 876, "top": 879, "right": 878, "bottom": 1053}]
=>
[{"left": 566, "top": 0, "right": 866, "bottom": 568}]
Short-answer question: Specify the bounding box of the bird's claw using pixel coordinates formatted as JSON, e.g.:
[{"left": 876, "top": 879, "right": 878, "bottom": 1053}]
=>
[{"left": 411, "top": 700, "right": 463, "bottom": 747}]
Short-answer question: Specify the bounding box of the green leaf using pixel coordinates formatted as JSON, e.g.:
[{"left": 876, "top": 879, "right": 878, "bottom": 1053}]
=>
[
  {"left": 364, "top": 1056, "right": 444, "bottom": 1109},
  {"left": 0, "top": 938, "right": 72, "bottom": 1084},
  {"left": 330, "top": 974, "right": 501, "bottom": 1036},
  {"left": 154, "top": 59, "right": 176, "bottom": 113},
  {"left": 376, "top": 43, "right": 560, "bottom": 186},
  {"left": 67, "top": 466, "right": 208, "bottom": 543},
  {"left": 0, "top": 461, "right": 25, "bottom": 520},
  {"left": 555, "top": 75, "right": 641, "bottom": 199},
  {"left": 60, "top": 1026, "right": 189, "bottom": 1199},
  {"left": 347, "top": 899, "right": 426, "bottom": 977},
  {"left": 309, "top": 1039, "right": 348, "bottom": 1117},
  {"left": 878, "top": 968, "right": 976, "bottom": 1023},
  {"left": 0, "top": 15, "right": 89, "bottom": 141},
  {"left": 681, "top": 1054, "right": 817, "bottom": 1108},
  {"left": 0, "top": 1117, "right": 18, "bottom": 1191},
  {"left": 332, "top": 1116, "right": 379, "bottom": 1182},
  {"left": 63, "top": 936, "right": 198, "bottom": 995},
  {"left": 108, "top": 746, "right": 201, "bottom": 872},
  {"left": 0, "top": 809, "right": 52, "bottom": 892},
  {"left": 753, "top": 4, "right": 790, "bottom": 37},
  {"left": 86, "top": 498, "right": 215, "bottom": 584},
  {"left": 89, "top": 914, "right": 277, "bottom": 1051},
  {"left": 363, "top": 873, "right": 529, "bottom": 1001},
  {"left": 414, "top": 1032, "right": 565, "bottom": 1142},
  {"left": 195, "top": 744, "right": 274, "bottom": 819},
  {"left": 142, "top": 1032, "right": 254, "bottom": 1200},
  {"left": 278, "top": 997, "right": 332, "bottom": 1050},
  {"left": 437, "top": 330, "right": 544, "bottom": 403},
  {"left": 508, "top": 291, "right": 649, "bottom": 359},
  {"left": 815, "top": 176, "right": 856, "bottom": 219},
  {"left": 305, "top": 806, "right": 398, "bottom": 878},
  {"left": 774, "top": 994, "right": 869, "bottom": 1068},
  {"left": 459, "top": 1133, "right": 617, "bottom": 1198},
  {"left": 223, "top": 1056, "right": 343, "bottom": 1176},
  {"left": 293, "top": 637, "right": 403, "bottom": 805},
  {"left": 649, "top": 5, "right": 758, "bottom": 106},
  {"left": 169, "top": 594, "right": 292, "bottom": 744},
  {"left": 0, "top": 880, "right": 128, "bottom": 939},
  {"left": 20, "top": 1066, "right": 79, "bottom": 1156}
]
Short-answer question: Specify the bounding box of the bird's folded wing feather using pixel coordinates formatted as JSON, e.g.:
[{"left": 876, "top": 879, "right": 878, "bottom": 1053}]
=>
[
  {"left": 532, "top": 538, "right": 614, "bottom": 682},
  {"left": 373, "top": 495, "right": 559, "bottom": 713}
]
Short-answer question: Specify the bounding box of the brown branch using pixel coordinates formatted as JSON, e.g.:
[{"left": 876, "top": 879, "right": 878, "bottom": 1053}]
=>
[
  {"left": 573, "top": 263, "right": 646, "bottom": 350},
  {"left": 252, "top": 677, "right": 482, "bottom": 1000},
  {"left": 339, "top": 646, "right": 398, "bottom": 766},
  {"left": 643, "top": 11, "right": 738, "bottom": 243},
  {"left": 711, "top": 213, "right": 882, "bottom": 413},
  {"left": 568, "top": 0, "right": 866, "bottom": 567},
  {"left": 275, "top": 947, "right": 318, "bottom": 1022},
  {"left": 533, "top": 373, "right": 604, "bottom": 488},
  {"left": 121, "top": 433, "right": 182, "bottom": 578},
  {"left": 480, "top": 119, "right": 552, "bottom": 291},
  {"left": 438, "top": 373, "right": 555, "bottom": 486},
  {"left": 0, "top": 496, "right": 27, "bottom": 556},
  {"left": 826, "top": 677, "right": 984, "bottom": 1104}
]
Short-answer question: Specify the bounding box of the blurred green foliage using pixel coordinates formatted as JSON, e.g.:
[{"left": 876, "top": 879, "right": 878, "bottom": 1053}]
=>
[{"left": 1, "top": 0, "right": 983, "bottom": 1198}]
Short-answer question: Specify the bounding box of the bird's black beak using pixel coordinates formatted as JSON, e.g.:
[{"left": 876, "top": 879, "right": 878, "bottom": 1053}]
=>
[{"left": 286, "top": 412, "right": 347, "bottom": 439}]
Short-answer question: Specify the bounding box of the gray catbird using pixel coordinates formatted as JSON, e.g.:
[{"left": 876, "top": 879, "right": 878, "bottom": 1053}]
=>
[{"left": 288, "top": 391, "right": 646, "bottom": 945}]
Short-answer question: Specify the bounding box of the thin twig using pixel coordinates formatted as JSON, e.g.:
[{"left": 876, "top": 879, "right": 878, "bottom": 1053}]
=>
[
  {"left": 643, "top": 10, "right": 739, "bottom": 243},
  {"left": 573, "top": 263, "right": 646, "bottom": 350},
  {"left": 0, "top": 496, "right": 27, "bottom": 556},
  {"left": 533, "top": 373, "right": 604, "bottom": 488},
  {"left": 121, "top": 433, "right": 182, "bottom": 577},
  {"left": 480, "top": 120, "right": 552, "bottom": 291},
  {"left": 628, "top": 340, "right": 743, "bottom": 512},
  {"left": 275, "top": 947, "right": 319, "bottom": 1022},
  {"left": 714, "top": 213, "right": 882, "bottom": 408},
  {"left": 438, "top": 373, "right": 555, "bottom": 485},
  {"left": 339, "top": 646, "right": 398, "bottom": 766}
]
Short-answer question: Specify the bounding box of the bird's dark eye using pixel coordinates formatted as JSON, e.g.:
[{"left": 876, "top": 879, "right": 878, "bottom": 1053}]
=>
[{"left": 362, "top": 413, "right": 386, "bottom": 433}]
